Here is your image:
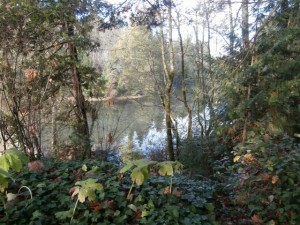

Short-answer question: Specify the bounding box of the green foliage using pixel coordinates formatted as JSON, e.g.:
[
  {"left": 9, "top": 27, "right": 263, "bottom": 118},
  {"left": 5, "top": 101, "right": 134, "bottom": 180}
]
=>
[
  {"left": 120, "top": 159, "right": 156, "bottom": 186},
  {"left": 72, "top": 178, "right": 103, "bottom": 203},
  {"left": 0, "top": 159, "right": 216, "bottom": 224},
  {"left": 179, "top": 138, "right": 228, "bottom": 178},
  {"left": 0, "top": 149, "right": 29, "bottom": 192},
  {"left": 156, "top": 161, "right": 183, "bottom": 176},
  {"left": 231, "top": 133, "right": 300, "bottom": 224}
]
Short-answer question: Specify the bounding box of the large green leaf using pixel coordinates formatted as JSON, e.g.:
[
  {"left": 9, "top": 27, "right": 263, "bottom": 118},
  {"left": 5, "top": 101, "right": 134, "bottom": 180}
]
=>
[
  {"left": 0, "top": 157, "right": 9, "bottom": 171},
  {"left": 0, "top": 149, "right": 28, "bottom": 172},
  {"left": 133, "top": 159, "right": 156, "bottom": 167},
  {"left": 74, "top": 178, "right": 103, "bottom": 203},
  {"left": 157, "top": 162, "right": 174, "bottom": 176},
  {"left": 0, "top": 179, "right": 8, "bottom": 192},
  {"left": 78, "top": 188, "right": 88, "bottom": 203},
  {"left": 131, "top": 167, "right": 145, "bottom": 186},
  {"left": 120, "top": 161, "right": 134, "bottom": 173},
  {"left": 0, "top": 168, "right": 10, "bottom": 178},
  {"left": 5, "top": 151, "right": 22, "bottom": 172}
]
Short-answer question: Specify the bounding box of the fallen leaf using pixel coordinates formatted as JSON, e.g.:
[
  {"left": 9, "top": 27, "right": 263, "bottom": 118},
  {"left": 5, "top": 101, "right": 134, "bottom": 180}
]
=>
[
  {"left": 251, "top": 214, "right": 263, "bottom": 224},
  {"left": 163, "top": 186, "right": 170, "bottom": 195},
  {"left": 133, "top": 209, "right": 142, "bottom": 220},
  {"left": 172, "top": 188, "right": 182, "bottom": 197},
  {"left": 244, "top": 153, "right": 255, "bottom": 163},
  {"left": 233, "top": 155, "right": 241, "bottom": 162},
  {"left": 24, "top": 69, "right": 38, "bottom": 81},
  {"left": 104, "top": 200, "right": 115, "bottom": 210},
  {"left": 6, "top": 193, "right": 17, "bottom": 202},
  {"left": 262, "top": 173, "right": 272, "bottom": 182},
  {"left": 28, "top": 161, "right": 44, "bottom": 173},
  {"left": 90, "top": 201, "right": 102, "bottom": 212},
  {"left": 271, "top": 175, "right": 279, "bottom": 184}
]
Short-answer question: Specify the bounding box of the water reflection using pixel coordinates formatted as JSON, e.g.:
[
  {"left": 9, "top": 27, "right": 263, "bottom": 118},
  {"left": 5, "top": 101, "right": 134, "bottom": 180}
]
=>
[{"left": 91, "top": 97, "right": 194, "bottom": 158}]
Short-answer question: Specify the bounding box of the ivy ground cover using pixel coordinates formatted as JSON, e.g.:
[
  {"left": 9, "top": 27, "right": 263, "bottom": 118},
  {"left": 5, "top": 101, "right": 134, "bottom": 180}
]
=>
[{"left": 0, "top": 159, "right": 217, "bottom": 225}]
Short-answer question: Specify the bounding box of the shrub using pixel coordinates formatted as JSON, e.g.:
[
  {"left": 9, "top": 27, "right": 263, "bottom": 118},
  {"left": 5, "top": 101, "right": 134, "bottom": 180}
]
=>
[{"left": 231, "top": 133, "right": 300, "bottom": 224}]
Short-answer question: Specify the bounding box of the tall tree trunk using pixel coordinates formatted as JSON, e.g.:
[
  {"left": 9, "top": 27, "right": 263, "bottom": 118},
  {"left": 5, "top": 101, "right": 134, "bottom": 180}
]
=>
[
  {"left": 242, "top": 0, "right": 249, "bottom": 48},
  {"left": 159, "top": 6, "right": 175, "bottom": 161},
  {"left": 205, "top": 2, "right": 215, "bottom": 136},
  {"left": 67, "top": 24, "right": 91, "bottom": 159},
  {"left": 241, "top": 0, "right": 251, "bottom": 143}
]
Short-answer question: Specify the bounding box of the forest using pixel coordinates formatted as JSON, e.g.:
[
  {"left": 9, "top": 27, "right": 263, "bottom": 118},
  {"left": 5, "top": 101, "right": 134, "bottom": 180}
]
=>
[{"left": 0, "top": 0, "right": 299, "bottom": 224}]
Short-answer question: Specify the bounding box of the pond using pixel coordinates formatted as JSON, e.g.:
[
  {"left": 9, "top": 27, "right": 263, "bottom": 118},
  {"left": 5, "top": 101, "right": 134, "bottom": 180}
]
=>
[{"left": 89, "top": 96, "right": 193, "bottom": 159}]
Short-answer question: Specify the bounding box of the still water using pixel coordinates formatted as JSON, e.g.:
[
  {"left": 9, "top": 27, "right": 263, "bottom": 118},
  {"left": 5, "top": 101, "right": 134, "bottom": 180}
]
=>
[{"left": 90, "top": 96, "right": 191, "bottom": 157}]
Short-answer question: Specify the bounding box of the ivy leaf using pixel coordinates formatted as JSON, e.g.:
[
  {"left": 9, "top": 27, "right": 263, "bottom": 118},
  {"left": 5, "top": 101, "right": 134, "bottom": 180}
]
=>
[
  {"left": 128, "top": 204, "right": 137, "bottom": 212},
  {"left": 205, "top": 203, "right": 214, "bottom": 212},
  {"left": 55, "top": 209, "right": 73, "bottom": 220}
]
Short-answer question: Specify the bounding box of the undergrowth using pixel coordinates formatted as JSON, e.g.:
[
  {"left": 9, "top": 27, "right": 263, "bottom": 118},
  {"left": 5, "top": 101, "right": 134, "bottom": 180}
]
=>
[{"left": 0, "top": 159, "right": 217, "bottom": 225}]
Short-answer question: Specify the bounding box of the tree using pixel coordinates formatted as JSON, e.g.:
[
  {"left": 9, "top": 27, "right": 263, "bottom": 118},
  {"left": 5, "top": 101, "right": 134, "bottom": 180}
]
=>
[
  {"left": 0, "top": 0, "right": 119, "bottom": 159},
  {"left": 174, "top": 6, "right": 193, "bottom": 141}
]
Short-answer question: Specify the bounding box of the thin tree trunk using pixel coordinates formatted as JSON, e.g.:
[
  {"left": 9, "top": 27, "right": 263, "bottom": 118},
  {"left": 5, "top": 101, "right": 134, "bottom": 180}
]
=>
[
  {"left": 242, "top": 85, "right": 251, "bottom": 144},
  {"left": 51, "top": 97, "right": 58, "bottom": 156},
  {"left": 242, "top": 0, "right": 249, "bottom": 48},
  {"left": 175, "top": 10, "right": 193, "bottom": 141},
  {"left": 228, "top": 0, "right": 235, "bottom": 55}
]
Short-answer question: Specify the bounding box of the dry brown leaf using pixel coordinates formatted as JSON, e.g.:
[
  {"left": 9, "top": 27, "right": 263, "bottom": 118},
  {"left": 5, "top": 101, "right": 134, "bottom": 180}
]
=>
[
  {"left": 272, "top": 175, "right": 279, "bottom": 184},
  {"left": 163, "top": 186, "right": 170, "bottom": 195},
  {"left": 172, "top": 188, "right": 182, "bottom": 197},
  {"left": 90, "top": 200, "right": 102, "bottom": 212},
  {"left": 251, "top": 214, "right": 263, "bottom": 224},
  {"left": 5, "top": 3, "right": 11, "bottom": 12},
  {"left": 28, "top": 161, "right": 44, "bottom": 173},
  {"left": 24, "top": 69, "right": 38, "bottom": 81},
  {"left": 244, "top": 153, "right": 255, "bottom": 163},
  {"left": 133, "top": 209, "right": 142, "bottom": 220},
  {"left": 69, "top": 187, "right": 79, "bottom": 200},
  {"left": 262, "top": 173, "right": 272, "bottom": 182},
  {"left": 104, "top": 200, "right": 115, "bottom": 210}
]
